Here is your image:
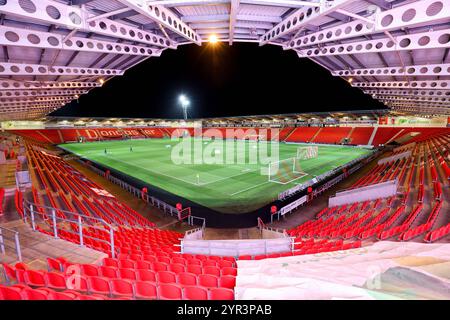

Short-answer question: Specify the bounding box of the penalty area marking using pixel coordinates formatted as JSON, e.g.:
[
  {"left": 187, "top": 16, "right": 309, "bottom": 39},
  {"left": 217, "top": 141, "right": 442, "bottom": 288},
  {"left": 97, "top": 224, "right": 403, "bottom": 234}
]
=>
[
  {"left": 97, "top": 153, "right": 258, "bottom": 187},
  {"left": 229, "top": 181, "right": 271, "bottom": 196}
]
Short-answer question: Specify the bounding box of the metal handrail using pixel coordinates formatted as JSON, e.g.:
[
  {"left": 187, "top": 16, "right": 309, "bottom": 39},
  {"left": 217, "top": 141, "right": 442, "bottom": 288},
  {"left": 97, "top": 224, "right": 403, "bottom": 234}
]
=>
[
  {"left": 22, "top": 199, "right": 116, "bottom": 258},
  {"left": 80, "top": 159, "right": 180, "bottom": 219},
  {"left": 0, "top": 226, "right": 22, "bottom": 262}
]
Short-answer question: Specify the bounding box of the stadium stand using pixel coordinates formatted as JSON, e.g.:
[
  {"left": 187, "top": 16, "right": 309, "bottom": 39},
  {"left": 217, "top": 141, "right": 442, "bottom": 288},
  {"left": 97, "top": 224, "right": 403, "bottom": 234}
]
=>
[{"left": 1, "top": 124, "right": 449, "bottom": 300}]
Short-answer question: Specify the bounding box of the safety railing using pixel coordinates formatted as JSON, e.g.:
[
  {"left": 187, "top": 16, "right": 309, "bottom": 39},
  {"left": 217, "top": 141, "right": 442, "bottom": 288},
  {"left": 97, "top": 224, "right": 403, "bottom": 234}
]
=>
[
  {"left": 22, "top": 199, "right": 116, "bottom": 258},
  {"left": 0, "top": 226, "right": 22, "bottom": 262},
  {"left": 257, "top": 217, "right": 289, "bottom": 238},
  {"left": 79, "top": 159, "right": 180, "bottom": 218}
]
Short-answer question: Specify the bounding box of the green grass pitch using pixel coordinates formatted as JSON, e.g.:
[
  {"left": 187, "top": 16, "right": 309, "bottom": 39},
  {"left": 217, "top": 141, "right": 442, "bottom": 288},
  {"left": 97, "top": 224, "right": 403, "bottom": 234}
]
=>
[{"left": 59, "top": 138, "right": 372, "bottom": 214}]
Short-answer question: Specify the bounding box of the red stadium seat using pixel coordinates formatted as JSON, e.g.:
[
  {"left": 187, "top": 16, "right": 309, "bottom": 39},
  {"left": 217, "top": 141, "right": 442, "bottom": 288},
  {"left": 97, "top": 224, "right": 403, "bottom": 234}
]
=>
[
  {"left": 118, "top": 259, "right": 135, "bottom": 269},
  {"left": 221, "top": 267, "right": 237, "bottom": 276},
  {"left": 0, "top": 285, "right": 22, "bottom": 300},
  {"left": 157, "top": 256, "right": 171, "bottom": 264},
  {"left": 24, "top": 270, "right": 46, "bottom": 287},
  {"left": 156, "top": 271, "right": 176, "bottom": 284},
  {"left": 76, "top": 294, "right": 106, "bottom": 300},
  {"left": 100, "top": 266, "right": 118, "bottom": 278},
  {"left": 217, "top": 260, "right": 233, "bottom": 268},
  {"left": 137, "top": 269, "right": 156, "bottom": 282},
  {"left": 110, "top": 279, "right": 134, "bottom": 298},
  {"left": 143, "top": 255, "right": 157, "bottom": 263},
  {"left": 66, "top": 274, "right": 88, "bottom": 293},
  {"left": 219, "top": 276, "right": 236, "bottom": 289},
  {"left": 1, "top": 263, "right": 17, "bottom": 284},
  {"left": 129, "top": 254, "right": 142, "bottom": 261},
  {"left": 152, "top": 262, "right": 168, "bottom": 272},
  {"left": 171, "top": 257, "right": 186, "bottom": 265},
  {"left": 88, "top": 276, "right": 111, "bottom": 296},
  {"left": 119, "top": 268, "right": 136, "bottom": 280},
  {"left": 158, "top": 284, "right": 182, "bottom": 300},
  {"left": 49, "top": 291, "right": 76, "bottom": 300},
  {"left": 203, "top": 266, "right": 221, "bottom": 277},
  {"left": 168, "top": 263, "right": 185, "bottom": 274},
  {"left": 198, "top": 274, "right": 218, "bottom": 288},
  {"left": 45, "top": 272, "right": 67, "bottom": 290},
  {"left": 183, "top": 286, "right": 208, "bottom": 300},
  {"left": 177, "top": 272, "right": 197, "bottom": 286},
  {"left": 80, "top": 264, "right": 99, "bottom": 277},
  {"left": 136, "top": 261, "right": 152, "bottom": 270},
  {"left": 210, "top": 288, "right": 234, "bottom": 300},
  {"left": 186, "top": 258, "right": 201, "bottom": 266},
  {"left": 47, "top": 258, "right": 63, "bottom": 272},
  {"left": 202, "top": 260, "right": 217, "bottom": 267},
  {"left": 134, "top": 281, "right": 157, "bottom": 300},
  {"left": 186, "top": 265, "right": 202, "bottom": 275},
  {"left": 22, "top": 288, "right": 49, "bottom": 300},
  {"left": 103, "top": 258, "right": 119, "bottom": 268}
]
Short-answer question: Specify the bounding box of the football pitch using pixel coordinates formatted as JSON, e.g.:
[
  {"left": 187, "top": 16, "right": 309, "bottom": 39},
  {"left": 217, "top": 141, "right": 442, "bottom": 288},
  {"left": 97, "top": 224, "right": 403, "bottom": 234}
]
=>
[{"left": 59, "top": 138, "right": 372, "bottom": 214}]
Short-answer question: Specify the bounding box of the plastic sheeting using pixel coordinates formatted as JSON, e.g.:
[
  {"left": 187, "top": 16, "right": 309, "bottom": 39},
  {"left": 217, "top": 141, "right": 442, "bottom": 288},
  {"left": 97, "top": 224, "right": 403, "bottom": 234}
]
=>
[{"left": 235, "top": 241, "right": 450, "bottom": 300}]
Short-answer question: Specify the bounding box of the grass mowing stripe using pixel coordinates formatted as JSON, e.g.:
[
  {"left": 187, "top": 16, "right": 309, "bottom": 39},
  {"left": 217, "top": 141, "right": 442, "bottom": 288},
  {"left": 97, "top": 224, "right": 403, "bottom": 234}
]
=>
[{"left": 60, "top": 138, "right": 372, "bottom": 213}]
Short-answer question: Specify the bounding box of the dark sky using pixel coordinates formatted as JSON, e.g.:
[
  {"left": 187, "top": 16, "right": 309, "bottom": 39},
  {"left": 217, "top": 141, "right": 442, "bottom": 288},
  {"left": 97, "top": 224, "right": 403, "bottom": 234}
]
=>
[{"left": 51, "top": 42, "right": 386, "bottom": 119}]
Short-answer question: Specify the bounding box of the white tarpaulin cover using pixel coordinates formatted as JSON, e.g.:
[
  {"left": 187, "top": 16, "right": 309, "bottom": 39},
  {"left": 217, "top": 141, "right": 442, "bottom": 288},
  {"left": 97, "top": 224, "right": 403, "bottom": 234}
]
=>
[{"left": 235, "top": 241, "right": 450, "bottom": 300}]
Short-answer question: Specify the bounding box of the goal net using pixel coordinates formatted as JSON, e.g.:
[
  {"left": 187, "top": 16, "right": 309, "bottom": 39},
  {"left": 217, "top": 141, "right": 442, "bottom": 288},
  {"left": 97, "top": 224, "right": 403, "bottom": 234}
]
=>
[
  {"left": 268, "top": 157, "right": 307, "bottom": 184},
  {"left": 297, "top": 146, "right": 318, "bottom": 160}
]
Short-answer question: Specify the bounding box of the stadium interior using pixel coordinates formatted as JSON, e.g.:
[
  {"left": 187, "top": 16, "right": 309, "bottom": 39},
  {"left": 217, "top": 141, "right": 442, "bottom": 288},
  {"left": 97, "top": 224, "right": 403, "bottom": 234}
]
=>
[{"left": 0, "top": 0, "right": 450, "bottom": 302}]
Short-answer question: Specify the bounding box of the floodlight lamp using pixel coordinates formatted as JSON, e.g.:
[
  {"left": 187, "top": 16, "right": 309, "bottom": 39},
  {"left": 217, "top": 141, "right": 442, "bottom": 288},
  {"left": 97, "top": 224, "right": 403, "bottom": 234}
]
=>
[{"left": 209, "top": 34, "right": 218, "bottom": 44}]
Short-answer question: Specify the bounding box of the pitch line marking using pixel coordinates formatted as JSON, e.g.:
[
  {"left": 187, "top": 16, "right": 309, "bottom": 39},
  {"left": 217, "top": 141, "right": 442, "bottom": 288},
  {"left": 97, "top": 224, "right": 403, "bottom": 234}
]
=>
[
  {"left": 197, "top": 168, "right": 259, "bottom": 186},
  {"left": 99, "top": 154, "right": 199, "bottom": 186},
  {"left": 230, "top": 181, "right": 271, "bottom": 196},
  {"left": 97, "top": 154, "right": 259, "bottom": 187}
]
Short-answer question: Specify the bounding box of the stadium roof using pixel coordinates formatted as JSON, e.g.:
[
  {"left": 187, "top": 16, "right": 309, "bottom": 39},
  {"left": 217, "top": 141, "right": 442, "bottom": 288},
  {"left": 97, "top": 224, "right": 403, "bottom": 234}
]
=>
[
  {"left": 42, "top": 109, "right": 404, "bottom": 125},
  {"left": 0, "top": 0, "right": 449, "bottom": 120}
]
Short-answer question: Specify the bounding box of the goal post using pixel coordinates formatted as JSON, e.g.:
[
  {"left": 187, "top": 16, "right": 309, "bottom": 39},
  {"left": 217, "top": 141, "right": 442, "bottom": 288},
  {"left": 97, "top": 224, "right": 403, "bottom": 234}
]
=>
[
  {"left": 297, "top": 145, "right": 318, "bottom": 160},
  {"left": 268, "top": 157, "right": 307, "bottom": 184}
]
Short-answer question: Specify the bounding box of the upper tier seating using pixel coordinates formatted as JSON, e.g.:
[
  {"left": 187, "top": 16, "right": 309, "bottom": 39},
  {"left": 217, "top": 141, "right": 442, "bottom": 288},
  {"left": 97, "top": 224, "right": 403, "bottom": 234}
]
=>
[
  {"left": 313, "top": 127, "right": 352, "bottom": 144},
  {"left": 285, "top": 127, "right": 320, "bottom": 143},
  {"left": 348, "top": 127, "right": 374, "bottom": 145},
  {"left": 287, "top": 132, "right": 450, "bottom": 244}
]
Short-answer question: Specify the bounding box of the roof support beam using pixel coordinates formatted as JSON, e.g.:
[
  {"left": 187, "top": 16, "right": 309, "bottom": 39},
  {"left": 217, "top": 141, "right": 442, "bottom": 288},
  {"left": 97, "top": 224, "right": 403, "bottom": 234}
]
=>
[
  {"left": 0, "top": 89, "right": 89, "bottom": 98},
  {"left": 390, "top": 105, "right": 450, "bottom": 115},
  {"left": 0, "top": 80, "right": 101, "bottom": 90},
  {"left": 146, "top": 0, "right": 319, "bottom": 6},
  {"left": 115, "top": 0, "right": 202, "bottom": 45},
  {"left": 377, "top": 96, "right": 450, "bottom": 104},
  {"left": 0, "top": 62, "right": 124, "bottom": 77},
  {"left": 181, "top": 14, "right": 282, "bottom": 23},
  {"left": 260, "top": 0, "right": 357, "bottom": 44},
  {"left": 363, "top": 89, "right": 450, "bottom": 98},
  {"left": 296, "top": 29, "right": 450, "bottom": 58},
  {"left": 0, "top": 97, "right": 75, "bottom": 105},
  {"left": 229, "top": 0, "right": 240, "bottom": 45},
  {"left": 352, "top": 80, "right": 450, "bottom": 90},
  {"left": 0, "top": 0, "right": 174, "bottom": 48},
  {"left": 332, "top": 63, "right": 450, "bottom": 78},
  {"left": 286, "top": 0, "right": 450, "bottom": 49},
  {"left": 0, "top": 26, "right": 163, "bottom": 58}
]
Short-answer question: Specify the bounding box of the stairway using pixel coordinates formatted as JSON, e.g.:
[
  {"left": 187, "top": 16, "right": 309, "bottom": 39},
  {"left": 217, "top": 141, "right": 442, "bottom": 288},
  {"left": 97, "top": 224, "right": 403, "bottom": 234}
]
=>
[
  {"left": 367, "top": 127, "right": 378, "bottom": 146},
  {"left": 386, "top": 129, "right": 405, "bottom": 144},
  {"left": 310, "top": 127, "right": 322, "bottom": 143},
  {"left": 282, "top": 127, "right": 297, "bottom": 142},
  {"left": 344, "top": 127, "right": 355, "bottom": 144},
  {"left": 0, "top": 219, "right": 107, "bottom": 266}
]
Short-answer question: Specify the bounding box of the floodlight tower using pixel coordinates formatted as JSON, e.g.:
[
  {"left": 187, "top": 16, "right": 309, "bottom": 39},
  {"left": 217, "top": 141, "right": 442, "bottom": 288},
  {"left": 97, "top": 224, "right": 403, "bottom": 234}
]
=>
[{"left": 179, "top": 94, "right": 190, "bottom": 120}]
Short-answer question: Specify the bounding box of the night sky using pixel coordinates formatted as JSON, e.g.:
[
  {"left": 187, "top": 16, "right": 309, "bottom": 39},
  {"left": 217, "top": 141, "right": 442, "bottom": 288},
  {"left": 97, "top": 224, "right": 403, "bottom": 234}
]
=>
[{"left": 51, "top": 42, "right": 386, "bottom": 119}]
